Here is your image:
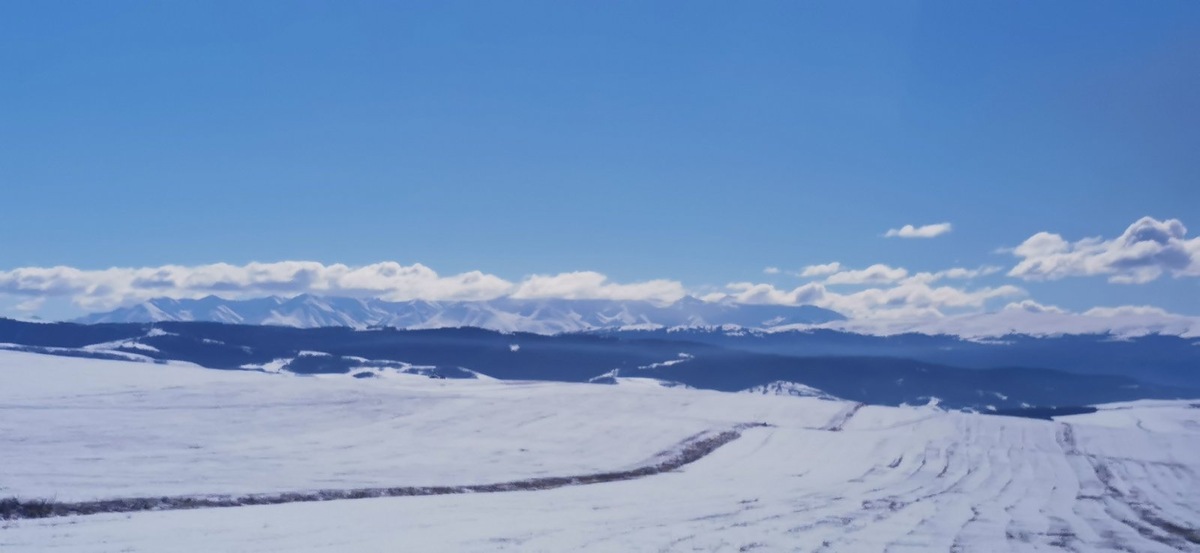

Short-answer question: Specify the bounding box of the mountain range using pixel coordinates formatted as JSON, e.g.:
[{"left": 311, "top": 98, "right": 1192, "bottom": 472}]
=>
[
  {"left": 75, "top": 295, "right": 845, "bottom": 333},
  {"left": 3, "top": 317, "right": 1197, "bottom": 410}
]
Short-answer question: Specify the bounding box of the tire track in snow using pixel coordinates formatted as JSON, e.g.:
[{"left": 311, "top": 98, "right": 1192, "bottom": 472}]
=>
[
  {"left": 1056, "top": 422, "right": 1200, "bottom": 552},
  {"left": 792, "top": 421, "right": 983, "bottom": 551},
  {"left": 0, "top": 423, "right": 770, "bottom": 521},
  {"left": 820, "top": 402, "right": 864, "bottom": 432}
]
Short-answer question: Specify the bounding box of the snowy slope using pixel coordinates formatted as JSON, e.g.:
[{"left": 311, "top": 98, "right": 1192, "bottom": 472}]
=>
[
  {"left": 0, "top": 350, "right": 843, "bottom": 502},
  {"left": 741, "top": 380, "right": 841, "bottom": 400},
  {"left": 2, "top": 351, "right": 1198, "bottom": 552}
]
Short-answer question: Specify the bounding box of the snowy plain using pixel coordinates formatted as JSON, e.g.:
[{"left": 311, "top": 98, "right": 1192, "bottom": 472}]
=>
[{"left": 1, "top": 350, "right": 1198, "bottom": 552}]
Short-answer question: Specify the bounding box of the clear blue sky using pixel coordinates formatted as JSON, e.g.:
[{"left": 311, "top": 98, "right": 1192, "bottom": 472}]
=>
[{"left": 2, "top": 1, "right": 1198, "bottom": 318}]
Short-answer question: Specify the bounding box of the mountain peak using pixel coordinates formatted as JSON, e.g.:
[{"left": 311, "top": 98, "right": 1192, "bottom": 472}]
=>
[{"left": 76, "top": 295, "right": 844, "bottom": 333}]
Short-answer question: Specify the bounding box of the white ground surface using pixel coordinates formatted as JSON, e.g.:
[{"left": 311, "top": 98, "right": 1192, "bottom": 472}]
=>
[{"left": 1, "top": 350, "right": 1198, "bottom": 552}]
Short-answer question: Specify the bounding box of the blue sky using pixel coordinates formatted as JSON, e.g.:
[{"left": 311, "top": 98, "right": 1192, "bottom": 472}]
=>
[{"left": 2, "top": 1, "right": 1198, "bottom": 321}]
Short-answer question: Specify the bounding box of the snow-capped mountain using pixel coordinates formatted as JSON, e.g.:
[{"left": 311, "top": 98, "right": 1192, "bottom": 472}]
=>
[
  {"left": 741, "top": 381, "right": 841, "bottom": 401},
  {"left": 76, "top": 295, "right": 845, "bottom": 332}
]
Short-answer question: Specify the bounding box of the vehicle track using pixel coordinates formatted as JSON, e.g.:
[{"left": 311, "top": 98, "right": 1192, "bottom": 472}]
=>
[
  {"left": 1057, "top": 422, "right": 1200, "bottom": 552},
  {"left": 0, "top": 422, "right": 770, "bottom": 521},
  {"left": 821, "top": 402, "right": 864, "bottom": 432}
]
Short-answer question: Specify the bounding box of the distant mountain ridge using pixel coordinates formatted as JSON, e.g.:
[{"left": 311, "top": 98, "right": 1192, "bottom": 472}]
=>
[
  {"left": 3, "top": 317, "right": 1196, "bottom": 410},
  {"left": 75, "top": 295, "right": 845, "bottom": 333}
]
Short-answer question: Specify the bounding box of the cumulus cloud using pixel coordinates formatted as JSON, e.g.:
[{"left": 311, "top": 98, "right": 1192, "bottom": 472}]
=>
[
  {"left": 884, "top": 222, "right": 952, "bottom": 239},
  {"left": 14, "top": 297, "right": 45, "bottom": 313},
  {"left": 1081, "top": 305, "right": 1171, "bottom": 318},
  {"left": 1009, "top": 216, "right": 1200, "bottom": 283},
  {"left": 817, "top": 304, "right": 1200, "bottom": 339},
  {"left": 938, "top": 266, "right": 1002, "bottom": 279},
  {"left": 509, "top": 271, "right": 685, "bottom": 303},
  {"left": 716, "top": 256, "right": 1193, "bottom": 336},
  {"left": 1003, "top": 300, "right": 1066, "bottom": 314},
  {"left": 799, "top": 262, "right": 842, "bottom": 277},
  {"left": 3, "top": 257, "right": 1189, "bottom": 337},
  {"left": 723, "top": 282, "right": 828, "bottom": 306},
  {"left": 805, "top": 263, "right": 998, "bottom": 286},
  {"left": 824, "top": 264, "right": 909, "bottom": 285},
  {"left": 763, "top": 266, "right": 781, "bottom": 275},
  {"left": 712, "top": 278, "right": 1023, "bottom": 319},
  {"left": 825, "top": 282, "right": 1023, "bottom": 318},
  {"left": 702, "top": 260, "right": 1021, "bottom": 319},
  {"left": 0, "top": 262, "right": 686, "bottom": 311},
  {"left": 904, "top": 266, "right": 1002, "bottom": 284}
]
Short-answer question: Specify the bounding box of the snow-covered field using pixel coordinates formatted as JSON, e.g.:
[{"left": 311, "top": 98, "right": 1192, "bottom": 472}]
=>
[{"left": 1, "top": 350, "right": 1198, "bottom": 552}]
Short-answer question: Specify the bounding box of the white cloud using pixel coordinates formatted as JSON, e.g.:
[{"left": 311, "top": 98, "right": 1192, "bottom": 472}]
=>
[
  {"left": 825, "top": 282, "right": 1023, "bottom": 318},
  {"left": 937, "top": 266, "right": 1002, "bottom": 279},
  {"left": 1008, "top": 216, "right": 1200, "bottom": 283},
  {"left": 14, "top": 297, "right": 45, "bottom": 313},
  {"left": 799, "top": 262, "right": 842, "bottom": 277},
  {"left": 1081, "top": 305, "right": 1171, "bottom": 318},
  {"left": 714, "top": 256, "right": 1194, "bottom": 337},
  {"left": 705, "top": 260, "right": 1021, "bottom": 319},
  {"left": 509, "top": 271, "right": 685, "bottom": 303},
  {"left": 3, "top": 258, "right": 1190, "bottom": 339},
  {"left": 809, "top": 304, "right": 1200, "bottom": 339},
  {"left": 723, "top": 282, "right": 828, "bottom": 306},
  {"left": 0, "top": 262, "right": 686, "bottom": 311},
  {"left": 763, "top": 266, "right": 781, "bottom": 275},
  {"left": 884, "top": 222, "right": 952, "bottom": 239},
  {"left": 824, "top": 264, "right": 909, "bottom": 285},
  {"left": 712, "top": 278, "right": 1023, "bottom": 319},
  {"left": 1003, "top": 300, "right": 1066, "bottom": 314},
  {"left": 809, "top": 264, "right": 998, "bottom": 286},
  {"left": 904, "top": 266, "right": 1002, "bottom": 284}
]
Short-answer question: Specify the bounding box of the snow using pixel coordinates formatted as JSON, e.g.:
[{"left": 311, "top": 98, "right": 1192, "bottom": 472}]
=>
[
  {"left": 239, "top": 357, "right": 291, "bottom": 373},
  {"left": 611, "top": 377, "right": 690, "bottom": 389},
  {"left": 82, "top": 339, "right": 160, "bottom": 353},
  {"left": 0, "top": 350, "right": 840, "bottom": 503},
  {"left": 1055, "top": 399, "right": 1200, "bottom": 432},
  {"left": 616, "top": 323, "right": 664, "bottom": 331},
  {"left": 637, "top": 356, "right": 692, "bottom": 369},
  {"left": 741, "top": 380, "right": 839, "bottom": 400},
  {"left": 0, "top": 343, "right": 157, "bottom": 363},
  {"left": 587, "top": 368, "right": 618, "bottom": 382},
  {"left": 2, "top": 350, "right": 1198, "bottom": 552}
]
